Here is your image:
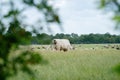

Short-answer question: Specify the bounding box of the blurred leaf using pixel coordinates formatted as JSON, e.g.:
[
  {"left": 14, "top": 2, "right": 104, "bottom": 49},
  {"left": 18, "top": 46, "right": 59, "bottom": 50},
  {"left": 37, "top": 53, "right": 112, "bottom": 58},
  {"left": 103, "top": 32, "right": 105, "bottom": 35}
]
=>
[
  {"left": 113, "top": 64, "right": 120, "bottom": 74},
  {"left": 112, "top": 15, "right": 120, "bottom": 21},
  {"left": 4, "top": 10, "right": 20, "bottom": 18},
  {"left": 0, "top": 21, "right": 5, "bottom": 34},
  {"left": 0, "top": 0, "right": 60, "bottom": 80},
  {"left": 100, "top": 0, "right": 106, "bottom": 8},
  {"left": 99, "top": 0, "right": 120, "bottom": 29},
  {"left": 23, "top": 0, "right": 34, "bottom": 5}
]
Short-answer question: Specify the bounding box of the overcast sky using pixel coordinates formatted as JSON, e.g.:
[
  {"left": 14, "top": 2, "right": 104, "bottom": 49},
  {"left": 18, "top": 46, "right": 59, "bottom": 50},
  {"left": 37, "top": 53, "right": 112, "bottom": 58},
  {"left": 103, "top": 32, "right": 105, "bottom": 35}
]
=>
[
  {"left": 50, "top": 0, "right": 120, "bottom": 35},
  {"left": 1, "top": 0, "right": 120, "bottom": 35}
]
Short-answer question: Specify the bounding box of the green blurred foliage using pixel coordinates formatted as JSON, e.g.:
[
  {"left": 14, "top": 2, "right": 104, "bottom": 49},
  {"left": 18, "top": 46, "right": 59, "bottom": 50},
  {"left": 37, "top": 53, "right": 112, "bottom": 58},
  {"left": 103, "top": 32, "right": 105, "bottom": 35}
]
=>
[
  {"left": 114, "top": 64, "right": 120, "bottom": 74},
  {"left": 0, "top": 0, "right": 60, "bottom": 80},
  {"left": 99, "top": 0, "right": 120, "bottom": 29}
]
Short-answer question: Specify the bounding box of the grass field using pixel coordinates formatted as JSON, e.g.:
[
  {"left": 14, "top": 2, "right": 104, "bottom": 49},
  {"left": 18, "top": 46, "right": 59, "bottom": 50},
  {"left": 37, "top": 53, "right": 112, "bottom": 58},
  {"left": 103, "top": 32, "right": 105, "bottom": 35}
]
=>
[{"left": 9, "top": 44, "right": 120, "bottom": 80}]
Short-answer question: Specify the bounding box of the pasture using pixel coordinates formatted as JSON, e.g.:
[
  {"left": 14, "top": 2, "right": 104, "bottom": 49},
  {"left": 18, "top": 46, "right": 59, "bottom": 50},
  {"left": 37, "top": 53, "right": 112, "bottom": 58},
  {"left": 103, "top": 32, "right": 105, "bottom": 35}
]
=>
[{"left": 9, "top": 44, "right": 120, "bottom": 80}]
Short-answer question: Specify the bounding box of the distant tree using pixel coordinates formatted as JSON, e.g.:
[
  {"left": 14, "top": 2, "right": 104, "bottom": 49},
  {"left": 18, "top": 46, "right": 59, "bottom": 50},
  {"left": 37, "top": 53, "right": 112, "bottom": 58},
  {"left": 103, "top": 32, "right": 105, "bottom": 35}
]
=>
[
  {"left": 54, "top": 33, "right": 65, "bottom": 39},
  {"left": 70, "top": 33, "right": 79, "bottom": 44},
  {"left": 0, "top": 0, "right": 61, "bottom": 80},
  {"left": 36, "top": 33, "right": 52, "bottom": 44},
  {"left": 31, "top": 33, "right": 120, "bottom": 44}
]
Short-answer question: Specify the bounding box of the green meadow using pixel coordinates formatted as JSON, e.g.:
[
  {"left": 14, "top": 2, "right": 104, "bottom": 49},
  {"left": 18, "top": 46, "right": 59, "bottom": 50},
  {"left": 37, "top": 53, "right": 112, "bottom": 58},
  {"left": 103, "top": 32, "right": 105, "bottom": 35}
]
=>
[{"left": 9, "top": 44, "right": 120, "bottom": 80}]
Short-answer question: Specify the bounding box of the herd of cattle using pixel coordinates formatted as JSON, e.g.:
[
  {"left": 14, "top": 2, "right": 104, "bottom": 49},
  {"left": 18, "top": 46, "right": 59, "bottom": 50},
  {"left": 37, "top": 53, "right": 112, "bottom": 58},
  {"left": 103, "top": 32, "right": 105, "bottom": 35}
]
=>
[
  {"left": 103, "top": 44, "right": 120, "bottom": 50},
  {"left": 27, "top": 39, "right": 120, "bottom": 52},
  {"left": 29, "top": 39, "right": 74, "bottom": 52}
]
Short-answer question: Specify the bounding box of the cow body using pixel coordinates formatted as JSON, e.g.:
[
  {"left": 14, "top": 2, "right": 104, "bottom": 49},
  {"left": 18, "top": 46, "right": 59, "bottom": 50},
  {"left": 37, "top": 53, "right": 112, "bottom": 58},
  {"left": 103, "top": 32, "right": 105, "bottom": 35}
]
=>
[{"left": 52, "top": 39, "right": 73, "bottom": 51}]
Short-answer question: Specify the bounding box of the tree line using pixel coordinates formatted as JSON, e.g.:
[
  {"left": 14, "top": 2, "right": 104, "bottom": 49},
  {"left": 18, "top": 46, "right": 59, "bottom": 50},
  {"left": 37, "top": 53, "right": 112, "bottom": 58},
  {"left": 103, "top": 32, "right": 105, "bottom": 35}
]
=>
[{"left": 31, "top": 33, "right": 120, "bottom": 44}]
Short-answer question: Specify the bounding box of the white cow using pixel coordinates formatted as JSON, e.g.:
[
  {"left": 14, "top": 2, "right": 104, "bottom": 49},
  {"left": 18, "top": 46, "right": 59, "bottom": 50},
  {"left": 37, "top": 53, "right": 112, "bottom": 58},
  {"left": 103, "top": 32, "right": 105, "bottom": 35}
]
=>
[{"left": 52, "top": 39, "right": 73, "bottom": 52}]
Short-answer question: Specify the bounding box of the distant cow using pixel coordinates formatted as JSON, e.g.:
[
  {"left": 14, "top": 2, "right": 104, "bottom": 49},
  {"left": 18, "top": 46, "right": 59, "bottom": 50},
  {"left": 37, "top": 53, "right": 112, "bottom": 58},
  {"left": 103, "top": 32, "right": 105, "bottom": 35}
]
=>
[{"left": 52, "top": 39, "right": 73, "bottom": 52}]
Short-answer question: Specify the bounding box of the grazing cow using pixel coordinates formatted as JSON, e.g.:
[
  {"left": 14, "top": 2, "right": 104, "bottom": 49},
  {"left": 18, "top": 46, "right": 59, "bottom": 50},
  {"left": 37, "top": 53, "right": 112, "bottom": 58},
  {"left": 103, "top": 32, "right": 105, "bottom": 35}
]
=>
[
  {"left": 52, "top": 39, "right": 73, "bottom": 52},
  {"left": 116, "top": 47, "right": 120, "bottom": 50}
]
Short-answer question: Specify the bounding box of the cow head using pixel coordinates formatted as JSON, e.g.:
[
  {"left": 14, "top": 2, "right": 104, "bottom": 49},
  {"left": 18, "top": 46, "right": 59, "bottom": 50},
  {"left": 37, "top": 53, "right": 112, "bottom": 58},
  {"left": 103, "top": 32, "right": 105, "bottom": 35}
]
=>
[{"left": 53, "top": 39, "right": 57, "bottom": 44}]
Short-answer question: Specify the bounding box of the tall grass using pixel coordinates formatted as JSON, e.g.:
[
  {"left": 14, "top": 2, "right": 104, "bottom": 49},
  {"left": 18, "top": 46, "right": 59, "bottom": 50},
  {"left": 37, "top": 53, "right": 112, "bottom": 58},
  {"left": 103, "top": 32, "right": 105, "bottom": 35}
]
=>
[{"left": 9, "top": 44, "right": 120, "bottom": 80}]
